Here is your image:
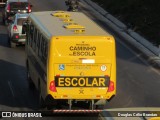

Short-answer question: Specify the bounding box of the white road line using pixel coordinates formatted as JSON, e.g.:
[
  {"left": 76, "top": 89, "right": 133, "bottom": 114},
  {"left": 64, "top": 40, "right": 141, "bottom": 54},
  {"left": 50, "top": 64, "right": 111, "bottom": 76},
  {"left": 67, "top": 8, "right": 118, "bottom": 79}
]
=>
[{"left": 8, "top": 81, "right": 15, "bottom": 97}]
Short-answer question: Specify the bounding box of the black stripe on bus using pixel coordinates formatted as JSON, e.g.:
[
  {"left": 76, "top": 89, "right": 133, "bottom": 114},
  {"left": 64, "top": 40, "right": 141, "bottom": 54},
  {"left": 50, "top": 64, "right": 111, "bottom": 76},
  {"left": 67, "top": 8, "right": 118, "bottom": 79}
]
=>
[{"left": 55, "top": 76, "right": 110, "bottom": 87}]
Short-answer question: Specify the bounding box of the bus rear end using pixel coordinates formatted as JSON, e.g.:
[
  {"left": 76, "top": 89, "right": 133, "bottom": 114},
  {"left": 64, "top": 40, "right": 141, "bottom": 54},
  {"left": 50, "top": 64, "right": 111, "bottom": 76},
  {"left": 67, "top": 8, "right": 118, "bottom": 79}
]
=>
[{"left": 47, "top": 36, "right": 116, "bottom": 108}]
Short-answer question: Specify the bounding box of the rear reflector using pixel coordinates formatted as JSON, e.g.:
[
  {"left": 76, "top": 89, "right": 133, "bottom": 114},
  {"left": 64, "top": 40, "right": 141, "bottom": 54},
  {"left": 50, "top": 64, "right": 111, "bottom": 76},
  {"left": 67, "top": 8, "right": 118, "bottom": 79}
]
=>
[
  {"left": 107, "top": 81, "right": 114, "bottom": 92},
  {"left": 63, "top": 95, "right": 68, "bottom": 98},
  {"left": 49, "top": 81, "right": 57, "bottom": 92},
  {"left": 56, "top": 74, "right": 60, "bottom": 77},
  {"left": 96, "top": 95, "right": 100, "bottom": 98}
]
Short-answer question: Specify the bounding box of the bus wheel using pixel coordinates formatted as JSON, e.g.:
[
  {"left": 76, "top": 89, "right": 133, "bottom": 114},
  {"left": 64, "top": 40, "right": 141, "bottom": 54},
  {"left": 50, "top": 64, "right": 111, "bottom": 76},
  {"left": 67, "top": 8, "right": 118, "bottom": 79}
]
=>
[
  {"left": 27, "top": 71, "right": 35, "bottom": 90},
  {"left": 38, "top": 82, "right": 46, "bottom": 109},
  {"left": 8, "top": 36, "right": 11, "bottom": 45},
  {"left": 45, "top": 95, "right": 58, "bottom": 110}
]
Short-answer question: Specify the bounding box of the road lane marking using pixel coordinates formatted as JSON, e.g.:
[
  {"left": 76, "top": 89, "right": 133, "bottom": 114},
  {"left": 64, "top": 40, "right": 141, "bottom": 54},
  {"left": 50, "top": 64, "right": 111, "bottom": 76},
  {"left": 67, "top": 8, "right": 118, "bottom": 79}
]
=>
[{"left": 8, "top": 81, "right": 15, "bottom": 97}]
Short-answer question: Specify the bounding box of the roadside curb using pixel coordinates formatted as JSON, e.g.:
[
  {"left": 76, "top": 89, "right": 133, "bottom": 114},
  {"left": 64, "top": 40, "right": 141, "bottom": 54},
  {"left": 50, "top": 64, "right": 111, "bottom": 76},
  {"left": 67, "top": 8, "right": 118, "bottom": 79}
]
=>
[{"left": 82, "top": 0, "right": 160, "bottom": 68}]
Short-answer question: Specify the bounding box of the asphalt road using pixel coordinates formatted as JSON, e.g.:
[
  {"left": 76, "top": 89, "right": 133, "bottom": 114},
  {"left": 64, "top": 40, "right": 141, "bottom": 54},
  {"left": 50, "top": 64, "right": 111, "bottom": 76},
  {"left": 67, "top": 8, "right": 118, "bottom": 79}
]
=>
[{"left": 0, "top": 0, "right": 160, "bottom": 119}]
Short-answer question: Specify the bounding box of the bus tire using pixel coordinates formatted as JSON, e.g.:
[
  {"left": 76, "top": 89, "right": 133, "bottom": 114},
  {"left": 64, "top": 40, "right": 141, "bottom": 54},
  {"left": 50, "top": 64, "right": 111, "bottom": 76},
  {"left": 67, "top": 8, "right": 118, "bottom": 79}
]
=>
[
  {"left": 45, "top": 95, "right": 57, "bottom": 110},
  {"left": 38, "top": 81, "right": 46, "bottom": 109},
  {"left": 27, "top": 70, "right": 35, "bottom": 90},
  {"left": 26, "top": 62, "right": 35, "bottom": 89}
]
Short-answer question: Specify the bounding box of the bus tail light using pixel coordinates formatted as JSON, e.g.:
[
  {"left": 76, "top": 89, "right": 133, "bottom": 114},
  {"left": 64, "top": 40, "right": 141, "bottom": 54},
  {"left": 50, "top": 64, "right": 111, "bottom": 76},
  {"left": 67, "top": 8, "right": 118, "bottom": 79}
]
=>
[
  {"left": 49, "top": 81, "right": 57, "bottom": 92},
  {"left": 107, "top": 81, "right": 114, "bottom": 92}
]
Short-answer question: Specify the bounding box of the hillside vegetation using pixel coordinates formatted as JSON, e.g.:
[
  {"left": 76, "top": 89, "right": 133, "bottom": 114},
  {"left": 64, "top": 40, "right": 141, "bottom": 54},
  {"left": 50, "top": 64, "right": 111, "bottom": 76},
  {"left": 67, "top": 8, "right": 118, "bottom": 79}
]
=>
[{"left": 91, "top": 0, "right": 160, "bottom": 46}]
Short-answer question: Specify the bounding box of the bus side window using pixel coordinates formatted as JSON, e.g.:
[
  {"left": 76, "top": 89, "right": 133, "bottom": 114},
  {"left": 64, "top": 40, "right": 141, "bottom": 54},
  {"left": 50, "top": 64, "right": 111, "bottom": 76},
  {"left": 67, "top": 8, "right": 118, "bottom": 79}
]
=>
[
  {"left": 36, "top": 32, "right": 40, "bottom": 48},
  {"left": 44, "top": 42, "right": 48, "bottom": 59},
  {"left": 43, "top": 41, "right": 48, "bottom": 65},
  {"left": 41, "top": 37, "right": 44, "bottom": 60},
  {"left": 36, "top": 32, "right": 41, "bottom": 54},
  {"left": 39, "top": 37, "right": 48, "bottom": 65},
  {"left": 38, "top": 35, "right": 42, "bottom": 58},
  {"left": 29, "top": 24, "right": 34, "bottom": 47},
  {"left": 32, "top": 28, "right": 37, "bottom": 51}
]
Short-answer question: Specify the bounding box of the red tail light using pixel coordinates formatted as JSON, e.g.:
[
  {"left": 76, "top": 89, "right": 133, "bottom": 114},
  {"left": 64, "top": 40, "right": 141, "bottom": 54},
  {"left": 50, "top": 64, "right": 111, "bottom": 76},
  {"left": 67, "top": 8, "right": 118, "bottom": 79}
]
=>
[
  {"left": 7, "top": 4, "right": 10, "bottom": 12},
  {"left": 15, "top": 35, "right": 19, "bottom": 39},
  {"left": 28, "top": 4, "right": 31, "bottom": 13},
  {"left": 107, "top": 81, "right": 114, "bottom": 92},
  {"left": 13, "top": 25, "right": 18, "bottom": 32},
  {"left": 49, "top": 81, "right": 57, "bottom": 92}
]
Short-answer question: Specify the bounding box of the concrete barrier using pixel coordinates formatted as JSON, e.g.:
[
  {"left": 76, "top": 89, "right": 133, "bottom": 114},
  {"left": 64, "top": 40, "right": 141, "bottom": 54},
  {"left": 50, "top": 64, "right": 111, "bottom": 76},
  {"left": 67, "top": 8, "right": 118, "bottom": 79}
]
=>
[
  {"left": 81, "top": 0, "right": 160, "bottom": 67},
  {"left": 83, "top": 0, "right": 108, "bottom": 15},
  {"left": 105, "top": 14, "right": 127, "bottom": 30},
  {"left": 127, "top": 29, "right": 160, "bottom": 57}
]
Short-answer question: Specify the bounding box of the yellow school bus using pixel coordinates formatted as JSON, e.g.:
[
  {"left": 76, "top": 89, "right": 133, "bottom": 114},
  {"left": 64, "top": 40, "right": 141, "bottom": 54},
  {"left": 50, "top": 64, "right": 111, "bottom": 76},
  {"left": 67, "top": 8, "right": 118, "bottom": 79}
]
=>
[{"left": 25, "top": 11, "right": 116, "bottom": 110}]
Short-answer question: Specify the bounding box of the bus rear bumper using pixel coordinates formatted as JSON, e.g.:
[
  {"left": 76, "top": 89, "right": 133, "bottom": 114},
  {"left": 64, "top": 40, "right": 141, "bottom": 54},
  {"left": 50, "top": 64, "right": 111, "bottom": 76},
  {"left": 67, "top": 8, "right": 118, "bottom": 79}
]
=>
[{"left": 50, "top": 92, "right": 115, "bottom": 100}]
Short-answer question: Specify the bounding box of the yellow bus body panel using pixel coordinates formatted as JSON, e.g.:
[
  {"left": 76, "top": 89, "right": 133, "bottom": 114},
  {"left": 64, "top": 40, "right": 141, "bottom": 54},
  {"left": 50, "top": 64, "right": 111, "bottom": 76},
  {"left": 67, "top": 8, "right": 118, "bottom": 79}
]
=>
[{"left": 47, "top": 36, "right": 116, "bottom": 99}]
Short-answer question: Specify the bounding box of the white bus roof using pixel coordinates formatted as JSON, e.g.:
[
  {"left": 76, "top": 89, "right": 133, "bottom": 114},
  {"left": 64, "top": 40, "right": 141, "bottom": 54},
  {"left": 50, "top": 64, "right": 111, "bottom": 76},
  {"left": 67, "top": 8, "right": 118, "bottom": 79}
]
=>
[{"left": 29, "top": 11, "right": 111, "bottom": 38}]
